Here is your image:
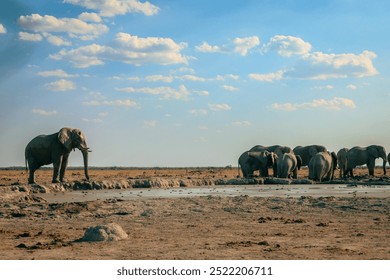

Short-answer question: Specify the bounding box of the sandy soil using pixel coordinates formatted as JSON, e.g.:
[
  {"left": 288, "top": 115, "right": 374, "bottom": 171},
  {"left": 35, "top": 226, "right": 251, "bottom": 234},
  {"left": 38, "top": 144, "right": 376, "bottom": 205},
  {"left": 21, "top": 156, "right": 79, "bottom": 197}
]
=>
[{"left": 0, "top": 167, "right": 389, "bottom": 260}]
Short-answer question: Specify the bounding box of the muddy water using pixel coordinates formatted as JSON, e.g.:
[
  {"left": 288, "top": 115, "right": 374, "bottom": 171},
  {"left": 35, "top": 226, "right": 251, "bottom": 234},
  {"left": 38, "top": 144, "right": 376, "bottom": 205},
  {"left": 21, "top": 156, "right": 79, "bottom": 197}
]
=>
[{"left": 39, "top": 184, "right": 390, "bottom": 203}]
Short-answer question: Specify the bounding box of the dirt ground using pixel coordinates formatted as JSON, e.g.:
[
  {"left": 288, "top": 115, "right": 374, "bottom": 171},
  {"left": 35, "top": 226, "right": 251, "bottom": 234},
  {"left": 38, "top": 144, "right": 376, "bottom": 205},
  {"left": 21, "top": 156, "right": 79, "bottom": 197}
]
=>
[{"left": 0, "top": 167, "right": 389, "bottom": 260}]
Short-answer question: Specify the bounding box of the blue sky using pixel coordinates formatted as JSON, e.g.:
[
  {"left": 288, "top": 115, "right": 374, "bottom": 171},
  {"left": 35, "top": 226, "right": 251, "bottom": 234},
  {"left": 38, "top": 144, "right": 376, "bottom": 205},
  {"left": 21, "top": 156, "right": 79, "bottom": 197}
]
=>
[{"left": 1, "top": 0, "right": 389, "bottom": 167}]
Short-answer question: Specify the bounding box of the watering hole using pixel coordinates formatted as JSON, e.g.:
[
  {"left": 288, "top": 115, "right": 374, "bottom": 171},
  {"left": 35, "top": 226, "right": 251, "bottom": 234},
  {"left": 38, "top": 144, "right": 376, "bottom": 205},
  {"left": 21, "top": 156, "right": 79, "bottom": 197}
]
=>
[{"left": 39, "top": 184, "right": 390, "bottom": 203}]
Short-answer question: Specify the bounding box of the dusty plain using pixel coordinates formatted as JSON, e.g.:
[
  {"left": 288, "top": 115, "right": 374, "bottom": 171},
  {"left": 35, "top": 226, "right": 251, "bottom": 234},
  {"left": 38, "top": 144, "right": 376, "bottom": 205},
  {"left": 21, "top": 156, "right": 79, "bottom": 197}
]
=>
[{"left": 0, "top": 167, "right": 389, "bottom": 260}]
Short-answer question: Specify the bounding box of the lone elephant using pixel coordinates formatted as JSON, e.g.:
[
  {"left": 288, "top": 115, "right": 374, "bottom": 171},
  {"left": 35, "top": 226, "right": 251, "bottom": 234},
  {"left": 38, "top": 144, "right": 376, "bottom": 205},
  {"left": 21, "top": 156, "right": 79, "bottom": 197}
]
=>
[
  {"left": 308, "top": 152, "right": 338, "bottom": 182},
  {"left": 336, "top": 148, "right": 349, "bottom": 178},
  {"left": 238, "top": 150, "right": 277, "bottom": 178},
  {"left": 346, "top": 145, "right": 387, "bottom": 177},
  {"left": 293, "top": 145, "right": 327, "bottom": 167},
  {"left": 25, "top": 127, "right": 91, "bottom": 184},
  {"left": 276, "top": 153, "right": 302, "bottom": 179}
]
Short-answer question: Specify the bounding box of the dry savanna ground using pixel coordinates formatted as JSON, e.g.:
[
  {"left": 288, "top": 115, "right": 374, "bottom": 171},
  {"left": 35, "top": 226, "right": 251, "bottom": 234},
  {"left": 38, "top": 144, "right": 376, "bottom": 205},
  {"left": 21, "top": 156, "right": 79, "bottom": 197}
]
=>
[{"left": 0, "top": 167, "right": 389, "bottom": 260}]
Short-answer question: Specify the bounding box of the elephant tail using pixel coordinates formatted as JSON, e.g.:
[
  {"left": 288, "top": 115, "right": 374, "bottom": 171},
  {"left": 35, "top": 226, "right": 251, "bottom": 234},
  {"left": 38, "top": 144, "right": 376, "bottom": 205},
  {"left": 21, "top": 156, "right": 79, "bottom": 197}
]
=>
[{"left": 24, "top": 150, "right": 28, "bottom": 172}]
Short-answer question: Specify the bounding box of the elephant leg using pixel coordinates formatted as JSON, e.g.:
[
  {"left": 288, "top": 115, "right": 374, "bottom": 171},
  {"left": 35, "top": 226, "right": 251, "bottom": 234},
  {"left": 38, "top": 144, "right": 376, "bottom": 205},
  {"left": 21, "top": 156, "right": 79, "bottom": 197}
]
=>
[
  {"left": 27, "top": 161, "right": 38, "bottom": 184},
  {"left": 28, "top": 168, "right": 36, "bottom": 184},
  {"left": 367, "top": 160, "right": 375, "bottom": 176},
  {"left": 52, "top": 155, "right": 62, "bottom": 183},
  {"left": 59, "top": 153, "right": 70, "bottom": 182},
  {"left": 292, "top": 169, "right": 298, "bottom": 179}
]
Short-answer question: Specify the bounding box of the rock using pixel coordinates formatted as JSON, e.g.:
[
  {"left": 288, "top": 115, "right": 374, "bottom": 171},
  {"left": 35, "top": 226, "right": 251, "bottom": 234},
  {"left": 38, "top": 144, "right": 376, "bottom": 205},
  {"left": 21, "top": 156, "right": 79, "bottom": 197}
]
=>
[{"left": 78, "top": 223, "right": 128, "bottom": 242}]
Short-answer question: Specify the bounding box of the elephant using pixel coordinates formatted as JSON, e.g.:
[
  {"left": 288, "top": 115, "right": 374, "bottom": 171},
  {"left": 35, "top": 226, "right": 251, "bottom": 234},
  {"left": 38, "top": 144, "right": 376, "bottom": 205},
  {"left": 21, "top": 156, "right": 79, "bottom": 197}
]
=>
[
  {"left": 248, "top": 145, "right": 294, "bottom": 176},
  {"left": 238, "top": 150, "right": 277, "bottom": 178},
  {"left": 25, "top": 127, "right": 91, "bottom": 184},
  {"left": 276, "top": 153, "right": 302, "bottom": 179},
  {"left": 346, "top": 145, "right": 387, "bottom": 177},
  {"left": 336, "top": 148, "right": 349, "bottom": 178},
  {"left": 293, "top": 145, "right": 327, "bottom": 167},
  {"left": 308, "top": 152, "right": 338, "bottom": 182}
]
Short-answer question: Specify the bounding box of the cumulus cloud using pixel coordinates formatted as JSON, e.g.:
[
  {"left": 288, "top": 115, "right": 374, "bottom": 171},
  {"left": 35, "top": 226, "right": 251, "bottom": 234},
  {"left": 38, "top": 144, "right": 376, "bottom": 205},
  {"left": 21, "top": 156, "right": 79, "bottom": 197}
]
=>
[
  {"left": 0, "top": 24, "right": 6, "bottom": 34},
  {"left": 189, "top": 109, "right": 208, "bottom": 116},
  {"left": 144, "top": 120, "right": 157, "bottom": 127},
  {"left": 233, "top": 36, "right": 260, "bottom": 56},
  {"left": 38, "top": 69, "right": 78, "bottom": 78},
  {"left": 78, "top": 12, "right": 102, "bottom": 22},
  {"left": 264, "top": 35, "right": 312, "bottom": 57},
  {"left": 32, "top": 109, "right": 58, "bottom": 116},
  {"left": 195, "top": 42, "right": 222, "bottom": 53},
  {"left": 271, "top": 97, "right": 356, "bottom": 111},
  {"left": 45, "top": 79, "right": 76, "bottom": 91},
  {"left": 347, "top": 84, "right": 358, "bottom": 90},
  {"left": 179, "top": 74, "right": 207, "bottom": 82},
  {"left": 18, "top": 13, "right": 108, "bottom": 40},
  {"left": 117, "top": 84, "right": 190, "bottom": 100},
  {"left": 145, "top": 75, "right": 174, "bottom": 83},
  {"left": 249, "top": 70, "right": 284, "bottom": 82},
  {"left": 208, "top": 103, "right": 232, "bottom": 111},
  {"left": 222, "top": 85, "right": 239, "bottom": 92},
  {"left": 195, "top": 36, "right": 259, "bottom": 56},
  {"left": 285, "top": 50, "right": 378, "bottom": 80},
  {"left": 50, "top": 32, "right": 188, "bottom": 67},
  {"left": 19, "top": 32, "right": 43, "bottom": 41},
  {"left": 64, "top": 0, "right": 160, "bottom": 17},
  {"left": 83, "top": 99, "right": 137, "bottom": 107},
  {"left": 232, "top": 121, "right": 251, "bottom": 126}
]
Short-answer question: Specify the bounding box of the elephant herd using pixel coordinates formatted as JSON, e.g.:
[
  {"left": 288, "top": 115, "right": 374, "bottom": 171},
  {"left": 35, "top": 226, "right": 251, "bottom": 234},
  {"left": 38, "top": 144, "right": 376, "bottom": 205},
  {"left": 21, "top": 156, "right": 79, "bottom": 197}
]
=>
[
  {"left": 24, "top": 127, "right": 389, "bottom": 184},
  {"left": 239, "top": 144, "right": 388, "bottom": 182}
]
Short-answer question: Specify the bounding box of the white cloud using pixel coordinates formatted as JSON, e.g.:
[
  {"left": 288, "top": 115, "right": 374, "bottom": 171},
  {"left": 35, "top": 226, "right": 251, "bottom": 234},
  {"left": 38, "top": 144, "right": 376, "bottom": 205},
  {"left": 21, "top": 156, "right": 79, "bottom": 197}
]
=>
[
  {"left": 83, "top": 99, "right": 137, "bottom": 107},
  {"left": 19, "top": 32, "right": 43, "bottom": 41},
  {"left": 50, "top": 32, "right": 188, "bottom": 67},
  {"left": 264, "top": 35, "right": 312, "bottom": 57},
  {"left": 0, "top": 24, "right": 6, "bottom": 34},
  {"left": 249, "top": 70, "right": 284, "bottom": 82},
  {"left": 117, "top": 84, "right": 190, "bottom": 100},
  {"left": 45, "top": 79, "right": 76, "bottom": 91},
  {"left": 82, "top": 118, "right": 103, "bottom": 123},
  {"left": 18, "top": 13, "right": 109, "bottom": 40},
  {"left": 145, "top": 75, "right": 174, "bottom": 83},
  {"left": 196, "top": 36, "right": 259, "bottom": 56},
  {"left": 232, "top": 121, "right": 251, "bottom": 126},
  {"left": 208, "top": 103, "right": 232, "bottom": 111},
  {"left": 179, "top": 74, "right": 207, "bottom": 82},
  {"left": 38, "top": 69, "right": 78, "bottom": 78},
  {"left": 144, "top": 120, "right": 157, "bottom": 127},
  {"left": 311, "top": 85, "right": 334, "bottom": 90},
  {"left": 78, "top": 12, "right": 102, "bottom": 22},
  {"left": 271, "top": 97, "right": 356, "bottom": 111},
  {"left": 285, "top": 50, "right": 378, "bottom": 80},
  {"left": 216, "top": 74, "right": 239, "bottom": 81},
  {"left": 46, "top": 34, "right": 72, "bottom": 46},
  {"left": 188, "top": 109, "right": 208, "bottom": 116},
  {"left": 233, "top": 36, "right": 260, "bottom": 56},
  {"left": 194, "top": 90, "right": 209, "bottom": 96},
  {"left": 222, "top": 85, "right": 239, "bottom": 92},
  {"left": 64, "top": 0, "right": 160, "bottom": 17},
  {"left": 32, "top": 109, "right": 57, "bottom": 116},
  {"left": 347, "top": 84, "right": 358, "bottom": 90},
  {"left": 195, "top": 42, "right": 222, "bottom": 53}
]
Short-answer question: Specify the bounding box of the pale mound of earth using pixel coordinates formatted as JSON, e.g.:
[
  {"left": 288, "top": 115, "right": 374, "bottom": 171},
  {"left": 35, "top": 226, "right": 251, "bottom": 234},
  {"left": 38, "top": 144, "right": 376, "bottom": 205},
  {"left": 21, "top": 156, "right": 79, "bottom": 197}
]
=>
[{"left": 78, "top": 223, "right": 128, "bottom": 242}]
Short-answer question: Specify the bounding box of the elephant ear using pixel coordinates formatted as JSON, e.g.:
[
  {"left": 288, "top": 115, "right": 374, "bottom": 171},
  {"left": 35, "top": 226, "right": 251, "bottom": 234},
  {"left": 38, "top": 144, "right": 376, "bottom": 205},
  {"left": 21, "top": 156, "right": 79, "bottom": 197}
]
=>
[
  {"left": 368, "top": 146, "right": 379, "bottom": 158},
  {"left": 58, "top": 127, "right": 73, "bottom": 151}
]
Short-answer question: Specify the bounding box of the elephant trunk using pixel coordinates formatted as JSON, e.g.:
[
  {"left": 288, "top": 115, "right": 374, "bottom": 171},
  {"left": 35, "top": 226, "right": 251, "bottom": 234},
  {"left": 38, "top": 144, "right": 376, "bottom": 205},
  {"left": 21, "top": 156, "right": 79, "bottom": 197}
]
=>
[{"left": 81, "top": 149, "right": 90, "bottom": 180}]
